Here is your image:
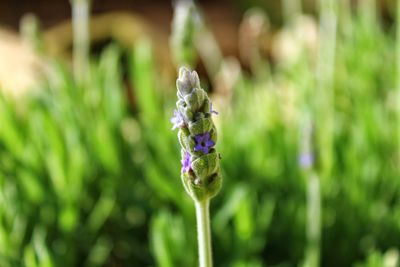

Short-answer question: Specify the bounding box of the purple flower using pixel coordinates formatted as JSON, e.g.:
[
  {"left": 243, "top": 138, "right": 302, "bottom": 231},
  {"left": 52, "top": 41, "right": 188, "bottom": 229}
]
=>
[
  {"left": 299, "top": 152, "right": 314, "bottom": 168},
  {"left": 181, "top": 151, "right": 192, "bottom": 173},
  {"left": 210, "top": 102, "right": 218, "bottom": 115},
  {"left": 194, "top": 132, "right": 215, "bottom": 154},
  {"left": 170, "top": 109, "right": 185, "bottom": 130}
]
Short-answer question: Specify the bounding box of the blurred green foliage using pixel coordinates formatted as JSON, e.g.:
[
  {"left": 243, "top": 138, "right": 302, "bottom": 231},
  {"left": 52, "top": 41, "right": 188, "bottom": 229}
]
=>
[{"left": 0, "top": 1, "right": 400, "bottom": 267}]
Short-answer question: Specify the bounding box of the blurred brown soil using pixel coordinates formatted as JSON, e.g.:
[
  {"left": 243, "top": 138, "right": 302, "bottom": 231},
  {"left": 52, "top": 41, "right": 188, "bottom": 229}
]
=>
[
  {"left": 0, "top": 0, "right": 241, "bottom": 57},
  {"left": 0, "top": 0, "right": 395, "bottom": 97}
]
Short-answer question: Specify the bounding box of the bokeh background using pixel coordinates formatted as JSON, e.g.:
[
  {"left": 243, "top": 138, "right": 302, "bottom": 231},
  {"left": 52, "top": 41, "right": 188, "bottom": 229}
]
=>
[{"left": 0, "top": 0, "right": 399, "bottom": 266}]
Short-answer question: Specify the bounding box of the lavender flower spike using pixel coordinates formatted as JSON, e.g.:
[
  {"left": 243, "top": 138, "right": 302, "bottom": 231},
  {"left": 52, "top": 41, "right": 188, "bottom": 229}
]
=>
[{"left": 173, "top": 67, "right": 222, "bottom": 202}]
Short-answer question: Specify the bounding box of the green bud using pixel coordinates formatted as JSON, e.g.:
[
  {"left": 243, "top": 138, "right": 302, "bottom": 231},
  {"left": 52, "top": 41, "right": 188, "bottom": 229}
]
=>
[
  {"left": 177, "top": 99, "right": 194, "bottom": 121},
  {"left": 202, "top": 98, "right": 211, "bottom": 114},
  {"left": 176, "top": 67, "right": 200, "bottom": 96},
  {"left": 178, "top": 128, "right": 195, "bottom": 151},
  {"left": 181, "top": 171, "right": 222, "bottom": 202},
  {"left": 191, "top": 152, "right": 219, "bottom": 180},
  {"left": 188, "top": 117, "right": 213, "bottom": 136},
  {"left": 184, "top": 88, "right": 207, "bottom": 112}
]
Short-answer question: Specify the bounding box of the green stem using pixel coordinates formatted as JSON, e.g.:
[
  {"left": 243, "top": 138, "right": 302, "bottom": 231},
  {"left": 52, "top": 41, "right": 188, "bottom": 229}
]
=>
[
  {"left": 282, "top": 0, "right": 301, "bottom": 24},
  {"left": 195, "top": 199, "right": 212, "bottom": 267},
  {"left": 315, "top": 0, "right": 337, "bottom": 178},
  {"left": 71, "top": 0, "right": 91, "bottom": 85},
  {"left": 306, "top": 173, "right": 321, "bottom": 267},
  {"left": 397, "top": 0, "right": 400, "bottom": 152}
]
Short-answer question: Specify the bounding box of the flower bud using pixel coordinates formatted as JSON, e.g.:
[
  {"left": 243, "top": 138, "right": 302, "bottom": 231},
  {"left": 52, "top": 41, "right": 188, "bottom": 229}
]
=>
[{"left": 176, "top": 68, "right": 200, "bottom": 96}]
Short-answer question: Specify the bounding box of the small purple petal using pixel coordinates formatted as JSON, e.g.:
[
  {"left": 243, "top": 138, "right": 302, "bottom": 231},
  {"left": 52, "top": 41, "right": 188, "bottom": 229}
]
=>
[
  {"left": 195, "top": 135, "right": 203, "bottom": 143},
  {"left": 193, "top": 132, "right": 215, "bottom": 154},
  {"left": 205, "top": 140, "right": 215, "bottom": 147},
  {"left": 194, "top": 144, "right": 202, "bottom": 152},
  {"left": 170, "top": 110, "right": 185, "bottom": 130},
  {"left": 210, "top": 102, "right": 219, "bottom": 115},
  {"left": 181, "top": 151, "right": 192, "bottom": 172}
]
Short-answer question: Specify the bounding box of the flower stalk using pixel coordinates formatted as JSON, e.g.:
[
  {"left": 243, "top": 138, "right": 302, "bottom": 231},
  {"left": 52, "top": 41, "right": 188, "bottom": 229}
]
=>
[
  {"left": 171, "top": 67, "right": 222, "bottom": 267},
  {"left": 397, "top": 0, "right": 400, "bottom": 154},
  {"left": 170, "top": 0, "right": 197, "bottom": 68},
  {"left": 196, "top": 199, "right": 212, "bottom": 267},
  {"left": 70, "top": 0, "right": 91, "bottom": 85},
  {"left": 299, "top": 116, "right": 321, "bottom": 267}
]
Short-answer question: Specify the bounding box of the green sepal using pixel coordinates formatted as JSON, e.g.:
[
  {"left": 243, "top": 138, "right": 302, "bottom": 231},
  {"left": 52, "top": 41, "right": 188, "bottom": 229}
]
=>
[
  {"left": 181, "top": 171, "right": 194, "bottom": 197},
  {"left": 210, "top": 126, "right": 218, "bottom": 143},
  {"left": 188, "top": 117, "right": 212, "bottom": 136},
  {"left": 191, "top": 151, "right": 219, "bottom": 180},
  {"left": 177, "top": 99, "right": 193, "bottom": 121},
  {"left": 181, "top": 171, "right": 222, "bottom": 202},
  {"left": 184, "top": 88, "right": 206, "bottom": 112},
  {"left": 203, "top": 172, "right": 223, "bottom": 199},
  {"left": 178, "top": 128, "right": 195, "bottom": 151},
  {"left": 202, "top": 98, "right": 211, "bottom": 114}
]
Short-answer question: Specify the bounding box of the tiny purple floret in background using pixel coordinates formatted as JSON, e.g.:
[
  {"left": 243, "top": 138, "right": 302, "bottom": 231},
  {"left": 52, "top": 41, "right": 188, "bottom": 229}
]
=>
[{"left": 299, "top": 152, "right": 314, "bottom": 169}]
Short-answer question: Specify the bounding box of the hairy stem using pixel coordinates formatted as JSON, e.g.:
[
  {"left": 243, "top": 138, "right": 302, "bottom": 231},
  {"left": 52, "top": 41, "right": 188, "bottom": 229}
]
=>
[{"left": 195, "top": 199, "right": 212, "bottom": 267}]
